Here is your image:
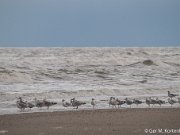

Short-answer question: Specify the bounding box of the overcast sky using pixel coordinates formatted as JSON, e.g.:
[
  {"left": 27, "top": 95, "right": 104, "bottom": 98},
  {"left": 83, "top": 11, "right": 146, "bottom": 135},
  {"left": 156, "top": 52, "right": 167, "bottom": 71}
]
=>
[{"left": 0, "top": 0, "right": 180, "bottom": 47}]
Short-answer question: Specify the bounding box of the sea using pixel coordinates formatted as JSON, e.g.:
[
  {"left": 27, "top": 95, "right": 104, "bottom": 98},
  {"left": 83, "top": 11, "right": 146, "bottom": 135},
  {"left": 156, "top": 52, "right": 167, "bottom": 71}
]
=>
[{"left": 0, "top": 48, "right": 180, "bottom": 115}]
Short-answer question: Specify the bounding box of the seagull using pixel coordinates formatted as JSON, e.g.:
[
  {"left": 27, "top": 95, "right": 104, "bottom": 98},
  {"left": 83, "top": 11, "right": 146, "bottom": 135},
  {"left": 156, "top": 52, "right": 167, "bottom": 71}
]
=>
[
  {"left": 43, "top": 99, "right": 57, "bottom": 109},
  {"left": 26, "top": 101, "right": 35, "bottom": 109},
  {"left": 116, "top": 98, "right": 125, "bottom": 108},
  {"left": 16, "top": 97, "right": 27, "bottom": 111},
  {"left": 149, "top": 97, "right": 157, "bottom": 107},
  {"left": 168, "top": 98, "right": 177, "bottom": 107},
  {"left": 178, "top": 98, "right": 180, "bottom": 104},
  {"left": 70, "top": 98, "right": 86, "bottom": 109},
  {"left": 62, "top": 99, "right": 71, "bottom": 107},
  {"left": 109, "top": 97, "right": 113, "bottom": 107},
  {"left": 34, "top": 98, "right": 44, "bottom": 108},
  {"left": 133, "top": 99, "right": 143, "bottom": 107},
  {"left": 91, "top": 98, "right": 96, "bottom": 109},
  {"left": 155, "top": 98, "right": 165, "bottom": 107},
  {"left": 125, "top": 98, "right": 133, "bottom": 108},
  {"left": 146, "top": 98, "right": 151, "bottom": 107},
  {"left": 168, "top": 91, "right": 178, "bottom": 99},
  {"left": 109, "top": 97, "right": 118, "bottom": 108}
]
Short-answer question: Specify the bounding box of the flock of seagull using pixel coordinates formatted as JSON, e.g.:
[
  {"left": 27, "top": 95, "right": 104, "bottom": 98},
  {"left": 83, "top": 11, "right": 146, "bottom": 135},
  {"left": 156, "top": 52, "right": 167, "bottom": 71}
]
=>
[
  {"left": 16, "top": 97, "right": 57, "bottom": 111},
  {"left": 16, "top": 91, "right": 180, "bottom": 111}
]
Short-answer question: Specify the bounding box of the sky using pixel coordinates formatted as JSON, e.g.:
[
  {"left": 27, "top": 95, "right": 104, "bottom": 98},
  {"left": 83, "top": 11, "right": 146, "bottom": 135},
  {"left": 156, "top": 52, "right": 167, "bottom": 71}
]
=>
[{"left": 0, "top": 0, "right": 180, "bottom": 47}]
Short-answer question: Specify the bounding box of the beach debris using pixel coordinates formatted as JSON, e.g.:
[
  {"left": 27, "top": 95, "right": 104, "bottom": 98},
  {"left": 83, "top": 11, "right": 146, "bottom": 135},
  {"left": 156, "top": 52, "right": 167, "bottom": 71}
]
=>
[
  {"left": 142, "top": 60, "right": 154, "bottom": 66},
  {"left": 53, "top": 126, "right": 63, "bottom": 129},
  {"left": 38, "top": 133, "right": 46, "bottom": 135}
]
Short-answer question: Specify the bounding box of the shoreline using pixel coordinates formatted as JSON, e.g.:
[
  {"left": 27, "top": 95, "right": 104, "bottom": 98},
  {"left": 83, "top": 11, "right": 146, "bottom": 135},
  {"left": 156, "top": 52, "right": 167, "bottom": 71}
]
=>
[
  {"left": 1, "top": 47, "right": 180, "bottom": 48},
  {"left": 1, "top": 104, "right": 180, "bottom": 116},
  {"left": 1, "top": 107, "right": 180, "bottom": 116},
  {"left": 0, "top": 108, "right": 180, "bottom": 135}
]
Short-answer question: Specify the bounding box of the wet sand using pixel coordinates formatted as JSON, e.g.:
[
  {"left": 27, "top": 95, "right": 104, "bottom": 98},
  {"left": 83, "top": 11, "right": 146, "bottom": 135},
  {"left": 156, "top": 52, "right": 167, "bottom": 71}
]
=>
[{"left": 0, "top": 108, "right": 180, "bottom": 135}]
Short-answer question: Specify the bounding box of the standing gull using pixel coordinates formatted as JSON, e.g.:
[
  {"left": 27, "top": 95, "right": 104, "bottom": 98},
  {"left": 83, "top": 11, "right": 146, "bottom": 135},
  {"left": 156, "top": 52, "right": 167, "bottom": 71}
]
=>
[
  {"left": 34, "top": 98, "right": 44, "bottom": 109},
  {"left": 146, "top": 98, "right": 151, "bottom": 107},
  {"left": 26, "top": 101, "right": 35, "bottom": 110},
  {"left": 62, "top": 99, "right": 71, "bottom": 107},
  {"left": 116, "top": 98, "right": 126, "bottom": 108},
  {"left": 109, "top": 97, "right": 118, "bottom": 108},
  {"left": 91, "top": 98, "right": 96, "bottom": 109},
  {"left": 168, "top": 91, "right": 178, "bottom": 99},
  {"left": 155, "top": 98, "right": 165, "bottom": 107},
  {"left": 125, "top": 98, "right": 133, "bottom": 108},
  {"left": 168, "top": 98, "right": 177, "bottom": 107},
  {"left": 133, "top": 99, "right": 143, "bottom": 107},
  {"left": 149, "top": 97, "right": 157, "bottom": 107},
  {"left": 70, "top": 98, "right": 86, "bottom": 109},
  {"left": 178, "top": 98, "right": 180, "bottom": 104},
  {"left": 43, "top": 99, "right": 57, "bottom": 109},
  {"left": 16, "top": 97, "right": 27, "bottom": 111}
]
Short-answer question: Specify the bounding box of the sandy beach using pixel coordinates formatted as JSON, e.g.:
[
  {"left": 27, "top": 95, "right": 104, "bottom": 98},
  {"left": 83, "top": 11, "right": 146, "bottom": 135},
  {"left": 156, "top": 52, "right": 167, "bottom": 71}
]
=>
[{"left": 0, "top": 108, "right": 180, "bottom": 135}]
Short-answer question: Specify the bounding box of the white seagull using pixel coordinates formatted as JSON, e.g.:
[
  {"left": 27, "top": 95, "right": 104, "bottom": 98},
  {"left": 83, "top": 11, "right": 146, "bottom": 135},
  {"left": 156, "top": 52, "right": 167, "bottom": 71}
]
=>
[
  {"left": 91, "top": 98, "right": 96, "bottom": 109},
  {"left": 149, "top": 97, "right": 157, "bottom": 107},
  {"left": 146, "top": 98, "right": 151, "bottom": 107},
  {"left": 62, "top": 99, "right": 71, "bottom": 107},
  {"left": 109, "top": 97, "right": 118, "bottom": 108}
]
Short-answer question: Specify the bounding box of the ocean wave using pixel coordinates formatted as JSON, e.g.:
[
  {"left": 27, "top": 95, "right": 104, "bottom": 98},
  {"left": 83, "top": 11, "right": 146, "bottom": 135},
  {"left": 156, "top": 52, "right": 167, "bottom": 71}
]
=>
[
  {"left": 0, "top": 48, "right": 180, "bottom": 114},
  {"left": 0, "top": 69, "right": 33, "bottom": 83},
  {"left": 1, "top": 87, "right": 179, "bottom": 103}
]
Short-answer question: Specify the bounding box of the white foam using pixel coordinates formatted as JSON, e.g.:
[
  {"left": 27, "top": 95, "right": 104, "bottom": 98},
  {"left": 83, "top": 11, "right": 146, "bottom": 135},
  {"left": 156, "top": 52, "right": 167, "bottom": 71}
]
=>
[{"left": 0, "top": 130, "right": 8, "bottom": 134}]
